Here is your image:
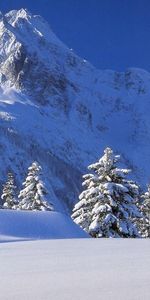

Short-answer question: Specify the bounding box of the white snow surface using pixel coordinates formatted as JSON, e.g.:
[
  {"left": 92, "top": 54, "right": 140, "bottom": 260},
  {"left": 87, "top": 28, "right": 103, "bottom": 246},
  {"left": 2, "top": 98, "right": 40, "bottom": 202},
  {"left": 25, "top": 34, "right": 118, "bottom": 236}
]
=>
[
  {"left": 0, "top": 209, "right": 88, "bottom": 241},
  {"left": 0, "top": 238, "right": 149, "bottom": 300}
]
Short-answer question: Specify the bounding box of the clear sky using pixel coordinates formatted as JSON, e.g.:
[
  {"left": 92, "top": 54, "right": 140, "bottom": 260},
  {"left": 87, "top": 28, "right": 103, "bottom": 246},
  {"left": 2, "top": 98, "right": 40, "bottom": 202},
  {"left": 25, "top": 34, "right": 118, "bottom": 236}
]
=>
[{"left": 1, "top": 0, "right": 150, "bottom": 71}]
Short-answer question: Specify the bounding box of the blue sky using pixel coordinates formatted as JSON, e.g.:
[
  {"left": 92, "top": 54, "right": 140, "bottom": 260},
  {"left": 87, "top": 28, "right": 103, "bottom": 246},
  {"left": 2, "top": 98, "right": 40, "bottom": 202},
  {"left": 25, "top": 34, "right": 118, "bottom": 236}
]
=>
[{"left": 1, "top": 0, "right": 150, "bottom": 71}]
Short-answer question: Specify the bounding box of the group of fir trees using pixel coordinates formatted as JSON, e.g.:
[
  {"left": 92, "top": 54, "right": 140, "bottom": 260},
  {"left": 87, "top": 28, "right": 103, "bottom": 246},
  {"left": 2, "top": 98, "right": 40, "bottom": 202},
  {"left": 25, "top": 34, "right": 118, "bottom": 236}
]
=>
[
  {"left": 0, "top": 162, "right": 53, "bottom": 212},
  {"left": 72, "top": 147, "right": 150, "bottom": 238},
  {"left": 0, "top": 148, "right": 149, "bottom": 238}
]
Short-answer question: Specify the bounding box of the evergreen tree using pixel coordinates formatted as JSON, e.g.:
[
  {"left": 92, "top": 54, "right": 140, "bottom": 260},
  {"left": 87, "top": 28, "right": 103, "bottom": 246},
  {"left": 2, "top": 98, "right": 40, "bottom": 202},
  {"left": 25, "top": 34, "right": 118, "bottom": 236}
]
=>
[
  {"left": 18, "top": 162, "right": 54, "bottom": 211},
  {"left": 72, "top": 147, "right": 142, "bottom": 238},
  {"left": 71, "top": 173, "right": 100, "bottom": 232},
  {"left": 140, "top": 185, "right": 150, "bottom": 237},
  {"left": 1, "top": 172, "right": 18, "bottom": 209}
]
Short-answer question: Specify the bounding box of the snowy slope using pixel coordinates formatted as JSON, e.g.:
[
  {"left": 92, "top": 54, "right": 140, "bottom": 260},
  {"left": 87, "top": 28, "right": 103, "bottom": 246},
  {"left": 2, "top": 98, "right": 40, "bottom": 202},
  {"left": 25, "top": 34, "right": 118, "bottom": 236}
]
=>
[
  {"left": 0, "top": 239, "right": 149, "bottom": 300},
  {"left": 0, "top": 9, "right": 150, "bottom": 212},
  {"left": 0, "top": 209, "right": 88, "bottom": 241}
]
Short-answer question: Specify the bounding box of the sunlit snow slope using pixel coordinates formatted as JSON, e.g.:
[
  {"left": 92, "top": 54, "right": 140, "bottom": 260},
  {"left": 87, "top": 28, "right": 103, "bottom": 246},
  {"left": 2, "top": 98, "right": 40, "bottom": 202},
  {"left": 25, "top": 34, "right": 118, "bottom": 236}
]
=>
[{"left": 0, "top": 8, "right": 150, "bottom": 212}]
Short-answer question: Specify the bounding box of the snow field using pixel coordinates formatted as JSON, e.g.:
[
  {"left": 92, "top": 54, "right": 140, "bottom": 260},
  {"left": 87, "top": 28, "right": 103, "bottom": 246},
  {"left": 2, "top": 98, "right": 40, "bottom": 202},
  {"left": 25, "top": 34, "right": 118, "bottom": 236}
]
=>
[{"left": 0, "top": 238, "right": 149, "bottom": 300}]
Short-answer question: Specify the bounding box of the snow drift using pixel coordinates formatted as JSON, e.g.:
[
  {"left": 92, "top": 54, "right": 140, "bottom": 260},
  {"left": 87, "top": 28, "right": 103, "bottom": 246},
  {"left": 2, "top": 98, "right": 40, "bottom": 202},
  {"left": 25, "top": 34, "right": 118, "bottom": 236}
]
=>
[{"left": 0, "top": 209, "right": 88, "bottom": 241}]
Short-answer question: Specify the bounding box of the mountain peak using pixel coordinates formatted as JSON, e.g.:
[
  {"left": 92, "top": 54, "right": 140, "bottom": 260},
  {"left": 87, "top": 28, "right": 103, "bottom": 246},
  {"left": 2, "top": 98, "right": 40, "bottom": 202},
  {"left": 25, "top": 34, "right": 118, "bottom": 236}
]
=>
[
  {"left": 5, "top": 8, "right": 31, "bottom": 22},
  {"left": 0, "top": 8, "right": 72, "bottom": 90},
  {"left": 2, "top": 8, "right": 68, "bottom": 55}
]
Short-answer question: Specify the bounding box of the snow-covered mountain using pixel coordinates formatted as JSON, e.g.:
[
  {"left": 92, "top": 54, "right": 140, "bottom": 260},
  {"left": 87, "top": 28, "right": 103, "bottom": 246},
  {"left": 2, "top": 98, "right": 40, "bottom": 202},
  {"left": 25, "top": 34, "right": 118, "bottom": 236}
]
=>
[{"left": 0, "top": 8, "right": 150, "bottom": 212}]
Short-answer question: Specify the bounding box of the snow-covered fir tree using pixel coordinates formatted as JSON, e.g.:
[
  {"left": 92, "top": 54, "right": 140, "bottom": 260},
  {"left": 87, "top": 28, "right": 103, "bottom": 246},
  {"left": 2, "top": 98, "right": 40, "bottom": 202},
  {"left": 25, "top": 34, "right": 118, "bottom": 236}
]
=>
[
  {"left": 18, "top": 162, "right": 54, "bottom": 211},
  {"left": 1, "top": 172, "right": 18, "bottom": 209},
  {"left": 140, "top": 185, "right": 150, "bottom": 237},
  {"left": 72, "top": 147, "right": 142, "bottom": 238},
  {"left": 71, "top": 173, "right": 100, "bottom": 232}
]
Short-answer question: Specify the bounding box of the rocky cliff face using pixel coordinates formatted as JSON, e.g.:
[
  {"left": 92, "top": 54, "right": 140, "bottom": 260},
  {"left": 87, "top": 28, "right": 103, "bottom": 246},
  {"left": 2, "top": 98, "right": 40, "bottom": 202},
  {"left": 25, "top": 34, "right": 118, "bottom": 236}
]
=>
[{"left": 0, "top": 8, "right": 150, "bottom": 212}]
